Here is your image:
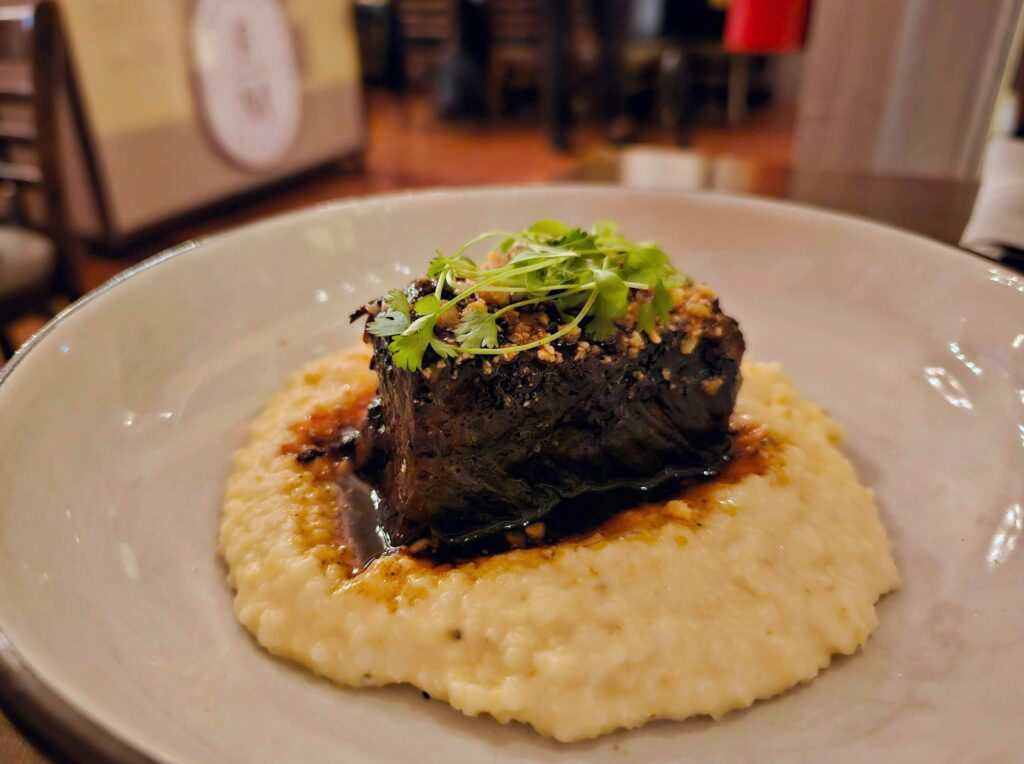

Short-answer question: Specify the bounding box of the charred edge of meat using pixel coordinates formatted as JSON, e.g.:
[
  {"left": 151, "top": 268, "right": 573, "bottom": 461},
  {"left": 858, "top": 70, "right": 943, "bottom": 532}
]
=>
[{"left": 413, "top": 454, "right": 735, "bottom": 563}]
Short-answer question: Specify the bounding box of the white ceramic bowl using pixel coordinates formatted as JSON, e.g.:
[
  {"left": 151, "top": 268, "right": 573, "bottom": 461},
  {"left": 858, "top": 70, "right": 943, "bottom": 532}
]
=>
[{"left": 1, "top": 187, "right": 1022, "bottom": 763}]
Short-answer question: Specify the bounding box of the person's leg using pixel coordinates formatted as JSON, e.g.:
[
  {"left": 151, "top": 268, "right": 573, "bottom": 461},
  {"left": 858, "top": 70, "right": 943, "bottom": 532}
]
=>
[{"left": 436, "top": 0, "right": 489, "bottom": 119}]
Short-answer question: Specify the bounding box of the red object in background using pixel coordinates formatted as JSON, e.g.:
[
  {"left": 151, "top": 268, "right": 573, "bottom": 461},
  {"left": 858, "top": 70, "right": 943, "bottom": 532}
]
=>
[{"left": 724, "top": 0, "right": 810, "bottom": 53}]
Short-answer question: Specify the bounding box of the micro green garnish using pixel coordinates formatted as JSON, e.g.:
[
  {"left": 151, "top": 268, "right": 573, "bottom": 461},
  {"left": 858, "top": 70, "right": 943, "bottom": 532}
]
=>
[{"left": 367, "top": 219, "right": 690, "bottom": 371}]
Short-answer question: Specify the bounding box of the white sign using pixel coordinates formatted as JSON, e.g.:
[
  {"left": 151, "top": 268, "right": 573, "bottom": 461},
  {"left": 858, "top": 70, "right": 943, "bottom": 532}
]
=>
[{"left": 191, "top": 0, "right": 303, "bottom": 170}]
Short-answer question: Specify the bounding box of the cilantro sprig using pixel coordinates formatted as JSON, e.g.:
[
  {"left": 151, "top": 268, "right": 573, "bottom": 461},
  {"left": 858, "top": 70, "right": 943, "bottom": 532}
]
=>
[{"left": 367, "top": 219, "right": 689, "bottom": 371}]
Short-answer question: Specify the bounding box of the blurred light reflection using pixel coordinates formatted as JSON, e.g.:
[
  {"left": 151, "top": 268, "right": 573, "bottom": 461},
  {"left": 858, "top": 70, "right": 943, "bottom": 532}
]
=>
[
  {"left": 987, "top": 503, "right": 1023, "bottom": 567},
  {"left": 948, "top": 342, "right": 983, "bottom": 376},
  {"left": 119, "top": 543, "right": 139, "bottom": 580},
  {"left": 923, "top": 367, "right": 973, "bottom": 409},
  {"left": 989, "top": 269, "right": 1024, "bottom": 293}
]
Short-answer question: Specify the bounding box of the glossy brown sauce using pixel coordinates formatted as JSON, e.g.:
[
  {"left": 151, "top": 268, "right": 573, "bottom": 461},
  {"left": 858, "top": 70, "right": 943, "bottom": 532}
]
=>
[
  {"left": 281, "top": 388, "right": 377, "bottom": 465},
  {"left": 592, "top": 424, "right": 774, "bottom": 540},
  {"left": 284, "top": 396, "right": 776, "bottom": 579}
]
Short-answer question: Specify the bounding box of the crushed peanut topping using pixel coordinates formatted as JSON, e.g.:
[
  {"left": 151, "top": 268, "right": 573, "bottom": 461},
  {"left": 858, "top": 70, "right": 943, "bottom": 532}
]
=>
[
  {"left": 702, "top": 377, "right": 724, "bottom": 395},
  {"left": 537, "top": 344, "right": 564, "bottom": 364}
]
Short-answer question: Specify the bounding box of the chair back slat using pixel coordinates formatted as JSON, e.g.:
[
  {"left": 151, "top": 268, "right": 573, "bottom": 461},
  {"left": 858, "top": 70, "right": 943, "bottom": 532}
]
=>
[
  {"left": 0, "top": 5, "right": 36, "bottom": 62},
  {"left": 0, "top": 1, "right": 81, "bottom": 357},
  {"left": 0, "top": 159, "right": 40, "bottom": 184},
  {"left": 0, "top": 3, "right": 61, "bottom": 210},
  {"left": 396, "top": 0, "right": 455, "bottom": 42},
  {"left": 0, "top": 1, "right": 80, "bottom": 310},
  {"left": 0, "top": 86, "right": 32, "bottom": 99},
  {"left": 489, "top": 0, "right": 544, "bottom": 43},
  {"left": 0, "top": 119, "right": 34, "bottom": 142},
  {"left": 394, "top": 0, "right": 456, "bottom": 89}
]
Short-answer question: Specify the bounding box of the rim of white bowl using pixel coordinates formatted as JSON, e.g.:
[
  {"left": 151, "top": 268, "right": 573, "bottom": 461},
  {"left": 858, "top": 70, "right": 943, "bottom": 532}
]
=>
[{"left": 0, "top": 184, "right": 1019, "bottom": 764}]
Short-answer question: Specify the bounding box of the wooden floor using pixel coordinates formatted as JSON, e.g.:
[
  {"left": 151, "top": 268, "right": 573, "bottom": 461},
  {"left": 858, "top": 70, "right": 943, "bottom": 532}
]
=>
[{"left": 5, "top": 89, "right": 792, "bottom": 353}]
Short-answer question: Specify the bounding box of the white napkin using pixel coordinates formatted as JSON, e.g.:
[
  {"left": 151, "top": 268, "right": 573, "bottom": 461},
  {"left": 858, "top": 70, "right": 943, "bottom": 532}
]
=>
[{"left": 961, "top": 137, "right": 1024, "bottom": 258}]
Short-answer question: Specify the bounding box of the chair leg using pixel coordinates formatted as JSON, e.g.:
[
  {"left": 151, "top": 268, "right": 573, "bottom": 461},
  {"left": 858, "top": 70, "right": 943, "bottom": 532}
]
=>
[
  {"left": 727, "top": 54, "right": 750, "bottom": 129},
  {"left": 541, "top": 0, "right": 572, "bottom": 151},
  {"left": 1, "top": 328, "right": 15, "bottom": 360},
  {"left": 63, "top": 277, "right": 82, "bottom": 303},
  {"left": 486, "top": 62, "right": 504, "bottom": 119},
  {"left": 665, "top": 46, "right": 694, "bottom": 147},
  {"left": 52, "top": 241, "right": 84, "bottom": 302}
]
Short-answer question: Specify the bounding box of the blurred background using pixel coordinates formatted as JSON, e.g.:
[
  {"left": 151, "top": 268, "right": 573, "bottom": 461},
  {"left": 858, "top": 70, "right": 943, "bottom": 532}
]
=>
[{"left": 1, "top": 0, "right": 1023, "bottom": 361}]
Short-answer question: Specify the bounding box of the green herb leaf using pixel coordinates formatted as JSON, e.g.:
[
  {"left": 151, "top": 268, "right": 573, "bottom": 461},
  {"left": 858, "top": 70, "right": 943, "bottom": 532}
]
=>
[
  {"left": 550, "top": 228, "right": 600, "bottom": 257},
  {"left": 637, "top": 301, "right": 656, "bottom": 335},
  {"left": 367, "top": 310, "right": 411, "bottom": 337},
  {"left": 653, "top": 280, "right": 672, "bottom": 325},
  {"left": 587, "top": 313, "right": 617, "bottom": 340},
  {"left": 430, "top": 337, "right": 459, "bottom": 359},
  {"left": 627, "top": 247, "right": 669, "bottom": 271},
  {"left": 425, "top": 254, "right": 448, "bottom": 280},
  {"left": 414, "top": 294, "right": 441, "bottom": 315},
  {"left": 663, "top": 271, "right": 692, "bottom": 289},
  {"left": 383, "top": 288, "right": 411, "bottom": 317},
  {"left": 374, "top": 219, "right": 686, "bottom": 371},
  {"left": 587, "top": 267, "right": 629, "bottom": 340},
  {"left": 389, "top": 331, "right": 432, "bottom": 371},
  {"left": 454, "top": 310, "right": 500, "bottom": 349},
  {"left": 388, "top": 315, "right": 436, "bottom": 371},
  {"left": 427, "top": 253, "right": 475, "bottom": 280},
  {"left": 528, "top": 219, "right": 570, "bottom": 239},
  {"left": 592, "top": 268, "right": 628, "bottom": 310},
  {"left": 636, "top": 281, "right": 673, "bottom": 335}
]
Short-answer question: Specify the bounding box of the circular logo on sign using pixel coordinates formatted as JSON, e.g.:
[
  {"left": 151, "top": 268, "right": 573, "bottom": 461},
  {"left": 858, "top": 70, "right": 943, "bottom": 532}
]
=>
[{"left": 191, "top": 0, "right": 302, "bottom": 170}]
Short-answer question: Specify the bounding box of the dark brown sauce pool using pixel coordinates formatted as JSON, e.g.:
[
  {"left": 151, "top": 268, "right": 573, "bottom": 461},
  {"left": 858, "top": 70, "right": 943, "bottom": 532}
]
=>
[{"left": 283, "top": 398, "right": 774, "bottom": 575}]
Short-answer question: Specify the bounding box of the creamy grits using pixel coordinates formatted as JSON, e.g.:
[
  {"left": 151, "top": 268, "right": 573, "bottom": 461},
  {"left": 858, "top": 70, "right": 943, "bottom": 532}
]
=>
[{"left": 220, "top": 345, "right": 899, "bottom": 742}]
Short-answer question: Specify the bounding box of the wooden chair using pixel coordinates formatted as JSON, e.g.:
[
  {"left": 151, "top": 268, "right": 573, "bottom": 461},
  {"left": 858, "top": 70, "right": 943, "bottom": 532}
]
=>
[
  {"left": 395, "top": 0, "right": 457, "bottom": 90},
  {"left": 486, "top": 0, "right": 663, "bottom": 130},
  {"left": 485, "top": 0, "right": 546, "bottom": 115},
  {"left": 0, "top": 1, "right": 80, "bottom": 360}
]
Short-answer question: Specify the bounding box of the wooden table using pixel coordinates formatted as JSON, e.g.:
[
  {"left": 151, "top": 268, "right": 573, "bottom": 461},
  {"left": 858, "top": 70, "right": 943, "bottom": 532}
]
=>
[
  {"left": 1, "top": 704, "right": 50, "bottom": 763},
  {"left": 561, "top": 148, "right": 982, "bottom": 247},
  {"left": 0, "top": 148, "right": 998, "bottom": 763}
]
